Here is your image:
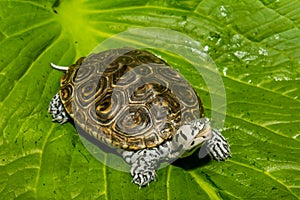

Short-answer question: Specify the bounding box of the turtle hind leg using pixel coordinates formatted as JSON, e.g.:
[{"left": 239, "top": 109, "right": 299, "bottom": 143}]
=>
[
  {"left": 48, "top": 93, "right": 69, "bottom": 124},
  {"left": 204, "top": 129, "right": 231, "bottom": 161}
]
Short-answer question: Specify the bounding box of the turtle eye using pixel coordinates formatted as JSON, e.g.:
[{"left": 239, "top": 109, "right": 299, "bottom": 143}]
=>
[
  {"left": 192, "top": 122, "right": 203, "bottom": 131},
  {"left": 191, "top": 121, "right": 200, "bottom": 130}
]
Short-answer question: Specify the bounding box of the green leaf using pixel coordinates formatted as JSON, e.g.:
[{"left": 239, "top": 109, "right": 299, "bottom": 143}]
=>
[{"left": 1, "top": 0, "right": 299, "bottom": 199}]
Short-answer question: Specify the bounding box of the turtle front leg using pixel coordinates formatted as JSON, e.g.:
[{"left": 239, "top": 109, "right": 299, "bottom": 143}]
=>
[
  {"left": 48, "top": 93, "right": 69, "bottom": 124},
  {"left": 204, "top": 129, "right": 231, "bottom": 161},
  {"left": 122, "top": 143, "right": 170, "bottom": 187}
]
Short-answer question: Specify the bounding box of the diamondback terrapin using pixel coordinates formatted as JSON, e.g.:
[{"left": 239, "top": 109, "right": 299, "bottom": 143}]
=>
[{"left": 48, "top": 47, "right": 230, "bottom": 187}]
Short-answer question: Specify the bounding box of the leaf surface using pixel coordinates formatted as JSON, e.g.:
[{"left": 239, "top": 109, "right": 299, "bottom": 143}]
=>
[{"left": 0, "top": 0, "right": 299, "bottom": 199}]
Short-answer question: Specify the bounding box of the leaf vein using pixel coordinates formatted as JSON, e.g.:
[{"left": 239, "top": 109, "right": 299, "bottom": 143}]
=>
[
  {"left": 189, "top": 171, "right": 221, "bottom": 200},
  {"left": 229, "top": 160, "right": 299, "bottom": 199}
]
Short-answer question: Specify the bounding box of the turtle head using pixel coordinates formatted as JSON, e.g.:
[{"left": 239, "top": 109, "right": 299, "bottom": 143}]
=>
[{"left": 175, "top": 118, "right": 212, "bottom": 157}]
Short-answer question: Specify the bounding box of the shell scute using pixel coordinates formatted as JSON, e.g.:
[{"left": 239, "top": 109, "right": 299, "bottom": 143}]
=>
[{"left": 60, "top": 47, "right": 203, "bottom": 150}]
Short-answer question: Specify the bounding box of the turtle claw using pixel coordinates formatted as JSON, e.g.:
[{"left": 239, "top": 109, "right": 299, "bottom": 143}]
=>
[
  {"left": 205, "top": 129, "right": 231, "bottom": 161},
  {"left": 210, "top": 143, "right": 231, "bottom": 161},
  {"left": 132, "top": 171, "right": 156, "bottom": 187},
  {"left": 123, "top": 147, "right": 165, "bottom": 187}
]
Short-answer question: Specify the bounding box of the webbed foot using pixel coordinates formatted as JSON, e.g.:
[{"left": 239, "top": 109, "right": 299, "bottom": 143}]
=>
[
  {"left": 131, "top": 169, "right": 156, "bottom": 187},
  {"left": 205, "top": 129, "right": 231, "bottom": 161},
  {"left": 129, "top": 149, "right": 159, "bottom": 187},
  {"left": 122, "top": 147, "right": 169, "bottom": 187}
]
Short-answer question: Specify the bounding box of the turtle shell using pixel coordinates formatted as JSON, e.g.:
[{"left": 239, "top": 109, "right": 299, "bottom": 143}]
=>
[{"left": 60, "top": 47, "right": 204, "bottom": 150}]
